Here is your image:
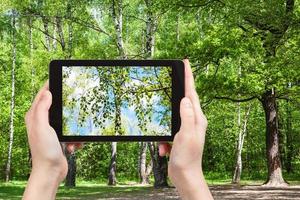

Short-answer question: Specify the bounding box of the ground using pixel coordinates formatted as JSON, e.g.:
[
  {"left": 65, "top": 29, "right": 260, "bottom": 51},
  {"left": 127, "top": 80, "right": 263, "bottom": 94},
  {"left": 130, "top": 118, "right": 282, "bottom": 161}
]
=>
[{"left": 1, "top": 181, "right": 300, "bottom": 199}]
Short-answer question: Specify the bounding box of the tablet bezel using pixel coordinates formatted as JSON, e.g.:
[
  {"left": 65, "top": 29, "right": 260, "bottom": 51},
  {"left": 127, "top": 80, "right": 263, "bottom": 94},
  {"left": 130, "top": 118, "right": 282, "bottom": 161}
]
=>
[{"left": 49, "top": 60, "right": 184, "bottom": 142}]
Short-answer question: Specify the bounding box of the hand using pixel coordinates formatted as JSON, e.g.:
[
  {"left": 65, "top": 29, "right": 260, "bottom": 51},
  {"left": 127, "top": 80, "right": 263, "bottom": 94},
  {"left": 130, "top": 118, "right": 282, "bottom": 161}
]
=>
[
  {"left": 159, "top": 59, "right": 213, "bottom": 200},
  {"left": 23, "top": 81, "right": 80, "bottom": 200}
]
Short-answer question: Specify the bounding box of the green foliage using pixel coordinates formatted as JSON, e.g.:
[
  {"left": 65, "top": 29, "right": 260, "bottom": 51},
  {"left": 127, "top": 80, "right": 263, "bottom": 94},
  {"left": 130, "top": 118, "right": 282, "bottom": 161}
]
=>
[{"left": 76, "top": 142, "right": 140, "bottom": 181}]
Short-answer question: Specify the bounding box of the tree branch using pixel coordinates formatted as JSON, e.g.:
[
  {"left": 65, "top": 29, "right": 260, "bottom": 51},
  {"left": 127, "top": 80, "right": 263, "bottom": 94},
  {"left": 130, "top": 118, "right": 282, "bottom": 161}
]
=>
[
  {"left": 154, "top": 67, "right": 171, "bottom": 100},
  {"left": 214, "top": 95, "right": 258, "bottom": 102},
  {"left": 20, "top": 10, "right": 111, "bottom": 37},
  {"left": 175, "top": 0, "right": 217, "bottom": 8},
  {"left": 32, "top": 25, "right": 63, "bottom": 46}
]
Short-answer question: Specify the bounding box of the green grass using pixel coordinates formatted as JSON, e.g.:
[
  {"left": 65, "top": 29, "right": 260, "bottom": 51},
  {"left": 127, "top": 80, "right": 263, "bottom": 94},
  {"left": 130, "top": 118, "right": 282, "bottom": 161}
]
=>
[
  {"left": 0, "top": 181, "right": 25, "bottom": 200},
  {"left": 1, "top": 179, "right": 300, "bottom": 200},
  {"left": 0, "top": 181, "right": 154, "bottom": 200}
]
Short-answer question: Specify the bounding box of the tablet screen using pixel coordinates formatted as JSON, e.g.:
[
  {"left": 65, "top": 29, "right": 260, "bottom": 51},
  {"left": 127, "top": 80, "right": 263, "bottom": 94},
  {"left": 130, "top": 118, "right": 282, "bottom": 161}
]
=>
[{"left": 62, "top": 66, "right": 172, "bottom": 137}]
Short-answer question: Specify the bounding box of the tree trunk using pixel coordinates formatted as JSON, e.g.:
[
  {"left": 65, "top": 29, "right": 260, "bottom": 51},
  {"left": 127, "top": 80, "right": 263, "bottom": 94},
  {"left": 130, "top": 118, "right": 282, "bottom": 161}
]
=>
[
  {"left": 232, "top": 104, "right": 251, "bottom": 184},
  {"left": 65, "top": 150, "right": 76, "bottom": 187},
  {"left": 52, "top": 21, "right": 57, "bottom": 50},
  {"left": 27, "top": 15, "right": 34, "bottom": 177},
  {"left": 108, "top": 96, "right": 121, "bottom": 185},
  {"left": 111, "top": 0, "right": 126, "bottom": 58},
  {"left": 261, "top": 89, "right": 287, "bottom": 187},
  {"left": 148, "top": 142, "right": 168, "bottom": 188},
  {"left": 139, "top": 142, "right": 152, "bottom": 184},
  {"left": 5, "top": 10, "right": 16, "bottom": 182},
  {"left": 108, "top": 142, "right": 117, "bottom": 185},
  {"left": 67, "top": 0, "right": 73, "bottom": 58},
  {"left": 55, "top": 16, "right": 65, "bottom": 51},
  {"left": 144, "top": 0, "right": 156, "bottom": 58},
  {"left": 232, "top": 100, "right": 242, "bottom": 184}
]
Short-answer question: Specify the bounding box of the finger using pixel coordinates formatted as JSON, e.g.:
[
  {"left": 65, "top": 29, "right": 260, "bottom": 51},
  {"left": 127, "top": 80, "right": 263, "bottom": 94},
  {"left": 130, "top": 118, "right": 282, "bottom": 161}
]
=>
[
  {"left": 66, "top": 144, "right": 75, "bottom": 153},
  {"left": 183, "top": 59, "right": 196, "bottom": 97},
  {"left": 30, "top": 81, "right": 49, "bottom": 112},
  {"left": 158, "top": 143, "right": 172, "bottom": 156},
  {"left": 34, "top": 90, "right": 52, "bottom": 124},
  {"left": 66, "top": 143, "right": 84, "bottom": 153},
  {"left": 183, "top": 59, "right": 205, "bottom": 125},
  {"left": 179, "top": 97, "right": 195, "bottom": 133}
]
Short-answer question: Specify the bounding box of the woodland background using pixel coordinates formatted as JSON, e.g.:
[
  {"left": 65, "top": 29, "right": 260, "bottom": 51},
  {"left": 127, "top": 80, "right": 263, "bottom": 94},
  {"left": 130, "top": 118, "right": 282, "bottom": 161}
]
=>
[{"left": 0, "top": 0, "right": 300, "bottom": 198}]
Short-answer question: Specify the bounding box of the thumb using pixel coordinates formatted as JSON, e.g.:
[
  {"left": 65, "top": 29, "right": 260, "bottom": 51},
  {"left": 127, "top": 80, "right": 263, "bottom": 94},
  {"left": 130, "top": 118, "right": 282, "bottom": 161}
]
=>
[
  {"left": 179, "top": 97, "right": 195, "bottom": 133},
  {"left": 35, "top": 90, "right": 52, "bottom": 123}
]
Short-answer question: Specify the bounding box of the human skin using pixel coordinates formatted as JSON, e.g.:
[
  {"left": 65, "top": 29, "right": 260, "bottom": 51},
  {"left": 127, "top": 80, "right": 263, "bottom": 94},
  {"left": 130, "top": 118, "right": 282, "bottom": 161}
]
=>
[
  {"left": 159, "top": 59, "right": 213, "bottom": 200},
  {"left": 22, "top": 59, "right": 213, "bottom": 200}
]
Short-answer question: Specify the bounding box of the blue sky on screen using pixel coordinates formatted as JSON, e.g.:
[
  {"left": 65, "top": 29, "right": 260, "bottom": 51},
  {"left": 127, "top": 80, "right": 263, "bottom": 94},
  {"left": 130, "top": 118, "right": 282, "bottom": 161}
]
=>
[{"left": 62, "top": 66, "right": 171, "bottom": 136}]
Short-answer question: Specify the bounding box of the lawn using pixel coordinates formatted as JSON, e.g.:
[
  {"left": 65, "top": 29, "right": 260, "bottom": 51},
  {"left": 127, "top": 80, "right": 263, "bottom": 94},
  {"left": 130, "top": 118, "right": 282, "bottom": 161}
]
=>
[
  {"left": 0, "top": 181, "right": 175, "bottom": 200},
  {"left": 1, "top": 180, "right": 300, "bottom": 200}
]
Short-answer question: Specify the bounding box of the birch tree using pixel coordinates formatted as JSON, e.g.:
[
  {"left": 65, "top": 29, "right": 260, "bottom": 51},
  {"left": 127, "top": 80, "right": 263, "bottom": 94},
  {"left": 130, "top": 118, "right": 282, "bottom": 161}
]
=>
[{"left": 5, "top": 9, "right": 17, "bottom": 182}]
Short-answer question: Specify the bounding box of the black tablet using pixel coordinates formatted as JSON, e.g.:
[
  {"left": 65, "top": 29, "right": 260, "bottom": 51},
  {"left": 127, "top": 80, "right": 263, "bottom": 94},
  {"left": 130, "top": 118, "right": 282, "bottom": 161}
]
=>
[{"left": 49, "top": 60, "right": 184, "bottom": 142}]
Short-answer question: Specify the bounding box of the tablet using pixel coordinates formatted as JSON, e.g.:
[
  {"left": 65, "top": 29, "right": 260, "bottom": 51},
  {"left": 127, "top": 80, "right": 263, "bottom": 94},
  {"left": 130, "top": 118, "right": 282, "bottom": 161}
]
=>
[{"left": 49, "top": 60, "right": 184, "bottom": 141}]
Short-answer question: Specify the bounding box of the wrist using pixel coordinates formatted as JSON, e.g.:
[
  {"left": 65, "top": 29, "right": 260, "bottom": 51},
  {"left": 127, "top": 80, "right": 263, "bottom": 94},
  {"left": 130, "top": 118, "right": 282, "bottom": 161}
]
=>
[
  {"left": 170, "top": 167, "right": 205, "bottom": 188},
  {"left": 31, "top": 163, "right": 67, "bottom": 184},
  {"left": 170, "top": 167, "right": 212, "bottom": 200},
  {"left": 23, "top": 165, "right": 65, "bottom": 200}
]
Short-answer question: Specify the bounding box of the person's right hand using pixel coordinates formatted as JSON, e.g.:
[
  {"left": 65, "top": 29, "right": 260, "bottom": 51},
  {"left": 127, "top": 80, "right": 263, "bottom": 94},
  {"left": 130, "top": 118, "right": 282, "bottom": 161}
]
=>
[{"left": 159, "top": 59, "right": 213, "bottom": 200}]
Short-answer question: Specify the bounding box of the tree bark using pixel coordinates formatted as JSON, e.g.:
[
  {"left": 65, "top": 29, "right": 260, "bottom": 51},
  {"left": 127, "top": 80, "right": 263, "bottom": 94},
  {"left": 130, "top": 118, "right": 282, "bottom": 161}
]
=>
[
  {"left": 108, "top": 95, "right": 121, "bottom": 185},
  {"left": 55, "top": 16, "right": 66, "bottom": 51},
  {"left": 261, "top": 89, "right": 287, "bottom": 187},
  {"left": 5, "top": 10, "right": 16, "bottom": 182},
  {"left": 108, "top": 141, "right": 117, "bottom": 185},
  {"left": 148, "top": 142, "right": 168, "bottom": 188},
  {"left": 52, "top": 21, "right": 57, "bottom": 50},
  {"left": 232, "top": 104, "right": 251, "bottom": 184},
  {"left": 139, "top": 142, "right": 152, "bottom": 184},
  {"left": 144, "top": 0, "right": 156, "bottom": 58},
  {"left": 111, "top": 0, "right": 126, "bottom": 58},
  {"left": 67, "top": 0, "right": 73, "bottom": 58},
  {"left": 27, "top": 15, "right": 35, "bottom": 177},
  {"left": 65, "top": 150, "right": 76, "bottom": 187}
]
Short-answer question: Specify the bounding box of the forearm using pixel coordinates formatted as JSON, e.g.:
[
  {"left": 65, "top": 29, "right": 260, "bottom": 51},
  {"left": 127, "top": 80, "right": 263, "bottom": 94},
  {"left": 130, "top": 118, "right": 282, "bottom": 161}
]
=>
[
  {"left": 23, "top": 166, "right": 62, "bottom": 200},
  {"left": 172, "top": 170, "right": 213, "bottom": 200}
]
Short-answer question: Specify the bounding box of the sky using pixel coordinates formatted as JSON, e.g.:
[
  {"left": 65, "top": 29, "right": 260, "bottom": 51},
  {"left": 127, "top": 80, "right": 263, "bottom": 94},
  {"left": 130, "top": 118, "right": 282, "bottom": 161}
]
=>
[{"left": 62, "top": 66, "right": 171, "bottom": 136}]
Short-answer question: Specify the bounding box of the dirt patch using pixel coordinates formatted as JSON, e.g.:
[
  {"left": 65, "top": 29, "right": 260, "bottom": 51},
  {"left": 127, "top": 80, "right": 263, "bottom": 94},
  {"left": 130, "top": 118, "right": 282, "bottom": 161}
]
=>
[
  {"left": 98, "top": 185, "right": 300, "bottom": 200},
  {"left": 210, "top": 185, "right": 300, "bottom": 200}
]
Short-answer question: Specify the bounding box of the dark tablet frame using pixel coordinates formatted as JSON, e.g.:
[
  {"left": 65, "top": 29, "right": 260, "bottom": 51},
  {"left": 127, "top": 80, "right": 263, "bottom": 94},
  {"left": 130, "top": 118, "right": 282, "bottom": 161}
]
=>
[{"left": 49, "top": 60, "right": 184, "bottom": 142}]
